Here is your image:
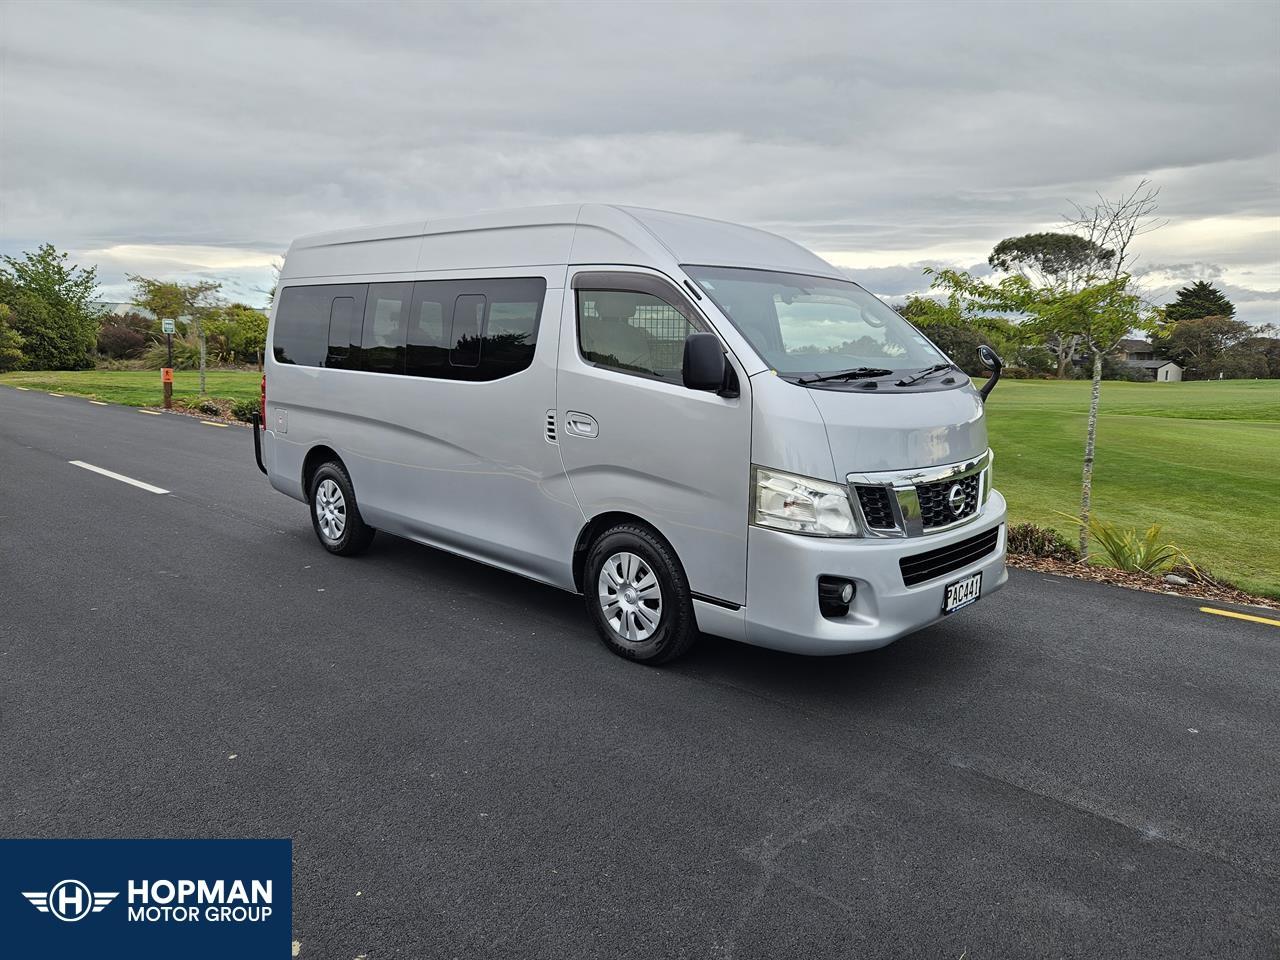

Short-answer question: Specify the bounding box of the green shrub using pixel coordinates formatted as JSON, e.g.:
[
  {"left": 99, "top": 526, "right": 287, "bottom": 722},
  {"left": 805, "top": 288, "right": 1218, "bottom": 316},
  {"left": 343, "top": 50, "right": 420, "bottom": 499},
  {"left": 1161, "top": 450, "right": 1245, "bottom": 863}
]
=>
[
  {"left": 174, "top": 395, "right": 231, "bottom": 417},
  {"left": 230, "top": 398, "right": 258, "bottom": 423},
  {"left": 1007, "top": 522, "right": 1080, "bottom": 560},
  {"left": 95, "top": 357, "right": 146, "bottom": 371},
  {"left": 142, "top": 336, "right": 204, "bottom": 370},
  {"left": 1083, "top": 518, "right": 1194, "bottom": 575},
  {"left": 0, "top": 304, "right": 25, "bottom": 372},
  {"left": 97, "top": 324, "right": 147, "bottom": 359}
]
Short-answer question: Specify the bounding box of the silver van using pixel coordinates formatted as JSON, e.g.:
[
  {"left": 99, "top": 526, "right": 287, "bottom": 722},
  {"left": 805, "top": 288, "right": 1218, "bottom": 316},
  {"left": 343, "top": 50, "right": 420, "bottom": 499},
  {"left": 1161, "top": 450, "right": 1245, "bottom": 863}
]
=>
[{"left": 254, "top": 205, "right": 1007, "bottom": 664}]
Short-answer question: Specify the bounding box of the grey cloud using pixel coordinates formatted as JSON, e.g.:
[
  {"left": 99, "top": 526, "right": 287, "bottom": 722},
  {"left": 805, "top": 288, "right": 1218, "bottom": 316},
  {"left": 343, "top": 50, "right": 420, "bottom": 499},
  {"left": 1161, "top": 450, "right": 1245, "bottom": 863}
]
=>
[{"left": 1, "top": 0, "right": 1276, "bottom": 321}]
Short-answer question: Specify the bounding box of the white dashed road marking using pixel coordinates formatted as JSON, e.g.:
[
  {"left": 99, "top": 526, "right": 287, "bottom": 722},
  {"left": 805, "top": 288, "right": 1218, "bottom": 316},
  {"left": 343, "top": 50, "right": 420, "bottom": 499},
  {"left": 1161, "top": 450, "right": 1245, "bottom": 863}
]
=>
[
  {"left": 89, "top": 400, "right": 108, "bottom": 406},
  {"left": 68, "top": 460, "right": 170, "bottom": 495},
  {"left": 139, "top": 409, "right": 162, "bottom": 415}
]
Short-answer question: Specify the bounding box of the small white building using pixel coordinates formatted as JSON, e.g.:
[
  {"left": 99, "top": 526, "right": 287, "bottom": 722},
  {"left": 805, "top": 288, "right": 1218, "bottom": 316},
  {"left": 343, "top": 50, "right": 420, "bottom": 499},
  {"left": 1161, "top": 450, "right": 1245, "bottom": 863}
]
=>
[{"left": 1134, "top": 359, "right": 1183, "bottom": 382}]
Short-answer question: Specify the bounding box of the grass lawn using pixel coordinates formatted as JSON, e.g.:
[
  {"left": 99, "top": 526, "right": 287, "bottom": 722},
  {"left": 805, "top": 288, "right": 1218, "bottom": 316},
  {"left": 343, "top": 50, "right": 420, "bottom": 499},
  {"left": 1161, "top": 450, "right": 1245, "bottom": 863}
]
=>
[
  {"left": 0, "top": 369, "right": 261, "bottom": 406},
  {"left": 4, "top": 370, "right": 1277, "bottom": 596},
  {"left": 984, "top": 379, "right": 1280, "bottom": 598}
]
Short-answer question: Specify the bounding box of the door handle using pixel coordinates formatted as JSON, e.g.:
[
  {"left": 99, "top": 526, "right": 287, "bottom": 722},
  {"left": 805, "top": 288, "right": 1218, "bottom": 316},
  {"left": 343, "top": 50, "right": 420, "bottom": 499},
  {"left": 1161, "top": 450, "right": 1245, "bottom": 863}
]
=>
[{"left": 565, "top": 411, "right": 599, "bottom": 439}]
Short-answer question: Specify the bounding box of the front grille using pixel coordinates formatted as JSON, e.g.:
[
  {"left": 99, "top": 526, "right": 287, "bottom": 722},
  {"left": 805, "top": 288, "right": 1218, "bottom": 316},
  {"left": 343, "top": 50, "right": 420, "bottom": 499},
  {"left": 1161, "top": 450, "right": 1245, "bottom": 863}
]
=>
[
  {"left": 855, "top": 485, "right": 897, "bottom": 529},
  {"left": 900, "top": 525, "right": 1000, "bottom": 587},
  {"left": 916, "top": 474, "right": 980, "bottom": 529}
]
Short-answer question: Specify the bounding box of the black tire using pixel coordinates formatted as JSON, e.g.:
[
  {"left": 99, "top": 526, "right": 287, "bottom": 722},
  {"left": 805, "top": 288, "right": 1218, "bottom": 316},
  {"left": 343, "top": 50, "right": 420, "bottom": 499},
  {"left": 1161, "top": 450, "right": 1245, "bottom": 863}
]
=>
[
  {"left": 583, "top": 523, "right": 697, "bottom": 664},
  {"left": 308, "top": 461, "right": 376, "bottom": 557}
]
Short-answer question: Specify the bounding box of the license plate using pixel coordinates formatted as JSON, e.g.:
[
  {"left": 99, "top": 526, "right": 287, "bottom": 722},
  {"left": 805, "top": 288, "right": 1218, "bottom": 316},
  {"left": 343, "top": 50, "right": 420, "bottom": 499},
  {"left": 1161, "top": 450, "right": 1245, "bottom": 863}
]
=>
[{"left": 943, "top": 572, "right": 982, "bottom": 614}]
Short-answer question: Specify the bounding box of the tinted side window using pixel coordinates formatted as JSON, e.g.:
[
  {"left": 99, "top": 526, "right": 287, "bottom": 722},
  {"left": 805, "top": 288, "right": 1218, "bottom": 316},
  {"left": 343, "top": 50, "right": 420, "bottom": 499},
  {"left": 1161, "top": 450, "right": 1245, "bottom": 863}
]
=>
[
  {"left": 406, "top": 277, "right": 545, "bottom": 381},
  {"left": 273, "top": 285, "right": 333, "bottom": 366},
  {"left": 361, "top": 283, "right": 412, "bottom": 374},
  {"left": 325, "top": 284, "right": 368, "bottom": 369},
  {"left": 406, "top": 282, "right": 450, "bottom": 377},
  {"left": 450, "top": 294, "right": 486, "bottom": 368},
  {"left": 577, "top": 290, "right": 698, "bottom": 381}
]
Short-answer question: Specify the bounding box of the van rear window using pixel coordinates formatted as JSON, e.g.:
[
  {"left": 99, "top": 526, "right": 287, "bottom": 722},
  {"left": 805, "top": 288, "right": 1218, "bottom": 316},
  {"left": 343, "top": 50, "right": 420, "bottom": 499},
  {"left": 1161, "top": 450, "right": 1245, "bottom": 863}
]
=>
[
  {"left": 273, "top": 285, "right": 334, "bottom": 367},
  {"left": 274, "top": 283, "right": 367, "bottom": 368}
]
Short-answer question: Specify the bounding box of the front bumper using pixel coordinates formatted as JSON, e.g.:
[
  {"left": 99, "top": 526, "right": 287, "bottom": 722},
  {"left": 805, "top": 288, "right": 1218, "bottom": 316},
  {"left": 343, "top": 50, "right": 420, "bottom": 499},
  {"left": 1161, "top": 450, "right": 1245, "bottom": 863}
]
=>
[{"left": 742, "top": 491, "right": 1008, "bottom": 655}]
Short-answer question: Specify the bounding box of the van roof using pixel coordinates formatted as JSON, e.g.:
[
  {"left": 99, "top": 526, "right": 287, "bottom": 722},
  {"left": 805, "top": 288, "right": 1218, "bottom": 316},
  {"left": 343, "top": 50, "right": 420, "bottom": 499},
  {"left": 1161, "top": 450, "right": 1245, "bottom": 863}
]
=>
[{"left": 280, "top": 204, "right": 844, "bottom": 282}]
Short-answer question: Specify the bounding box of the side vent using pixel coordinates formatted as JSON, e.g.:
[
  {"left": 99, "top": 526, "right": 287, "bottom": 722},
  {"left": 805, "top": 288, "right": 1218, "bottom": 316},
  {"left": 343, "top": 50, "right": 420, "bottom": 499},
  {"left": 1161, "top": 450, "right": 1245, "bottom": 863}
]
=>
[{"left": 545, "top": 409, "right": 558, "bottom": 444}]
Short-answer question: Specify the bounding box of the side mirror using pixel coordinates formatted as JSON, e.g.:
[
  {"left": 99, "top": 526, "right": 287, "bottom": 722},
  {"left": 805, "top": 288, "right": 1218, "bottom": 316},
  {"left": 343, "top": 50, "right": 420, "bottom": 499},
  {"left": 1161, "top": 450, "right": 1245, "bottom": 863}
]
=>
[
  {"left": 683, "top": 332, "right": 727, "bottom": 391},
  {"left": 977, "top": 345, "right": 1003, "bottom": 402}
]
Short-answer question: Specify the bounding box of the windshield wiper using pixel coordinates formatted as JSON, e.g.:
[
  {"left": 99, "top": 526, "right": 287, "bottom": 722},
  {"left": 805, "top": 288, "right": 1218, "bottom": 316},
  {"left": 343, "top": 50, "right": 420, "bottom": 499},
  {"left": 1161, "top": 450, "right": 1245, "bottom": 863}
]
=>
[
  {"left": 796, "top": 366, "right": 894, "bottom": 385},
  {"left": 895, "top": 362, "right": 954, "bottom": 387}
]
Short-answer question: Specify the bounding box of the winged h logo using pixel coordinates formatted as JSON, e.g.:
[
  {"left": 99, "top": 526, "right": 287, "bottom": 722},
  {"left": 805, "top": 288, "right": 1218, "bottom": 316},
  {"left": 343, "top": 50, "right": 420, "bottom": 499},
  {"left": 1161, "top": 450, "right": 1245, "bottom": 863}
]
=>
[{"left": 22, "top": 879, "right": 118, "bottom": 922}]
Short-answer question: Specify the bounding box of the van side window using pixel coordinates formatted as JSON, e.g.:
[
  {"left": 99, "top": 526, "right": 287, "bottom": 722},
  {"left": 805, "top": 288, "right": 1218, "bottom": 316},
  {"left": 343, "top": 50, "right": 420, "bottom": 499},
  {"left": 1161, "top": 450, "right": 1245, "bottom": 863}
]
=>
[
  {"left": 276, "top": 277, "right": 545, "bottom": 380},
  {"left": 406, "top": 282, "right": 448, "bottom": 377},
  {"left": 405, "top": 277, "right": 546, "bottom": 381},
  {"left": 361, "top": 282, "right": 412, "bottom": 374},
  {"left": 326, "top": 296, "right": 357, "bottom": 369},
  {"left": 577, "top": 290, "right": 698, "bottom": 381},
  {"left": 450, "top": 294, "right": 486, "bottom": 368},
  {"left": 474, "top": 278, "right": 543, "bottom": 377}
]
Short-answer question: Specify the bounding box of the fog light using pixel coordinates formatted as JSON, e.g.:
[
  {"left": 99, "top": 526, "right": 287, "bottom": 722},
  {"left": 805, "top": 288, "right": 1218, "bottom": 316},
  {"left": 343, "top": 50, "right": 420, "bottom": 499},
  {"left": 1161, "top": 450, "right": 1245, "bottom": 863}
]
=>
[{"left": 818, "top": 576, "right": 855, "bottom": 618}]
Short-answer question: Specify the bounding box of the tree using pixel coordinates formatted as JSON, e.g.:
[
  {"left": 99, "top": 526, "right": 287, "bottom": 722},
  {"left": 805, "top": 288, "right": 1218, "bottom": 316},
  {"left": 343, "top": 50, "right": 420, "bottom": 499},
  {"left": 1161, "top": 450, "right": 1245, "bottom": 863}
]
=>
[
  {"left": 987, "top": 232, "right": 1114, "bottom": 377},
  {"left": 895, "top": 296, "right": 1020, "bottom": 376},
  {"left": 1060, "top": 181, "right": 1166, "bottom": 556},
  {"left": 1165, "top": 280, "right": 1234, "bottom": 323},
  {"left": 0, "top": 304, "right": 26, "bottom": 372},
  {"left": 1211, "top": 345, "right": 1269, "bottom": 380},
  {"left": 97, "top": 324, "right": 147, "bottom": 359},
  {"left": 988, "top": 232, "right": 1114, "bottom": 288},
  {"left": 261, "top": 258, "right": 283, "bottom": 306},
  {"left": 129, "top": 276, "right": 221, "bottom": 394},
  {"left": 0, "top": 243, "right": 101, "bottom": 370},
  {"left": 110, "top": 310, "right": 157, "bottom": 337},
  {"left": 1163, "top": 315, "right": 1252, "bottom": 379},
  {"left": 929, "top": 181, "right": 1163, "bottom": 558},
  {"left": 1239, "top": 333, "right": 1280, "bottom": 379},
  {"left": 213, "top": 303, "right": 269, "bottom": 366}
]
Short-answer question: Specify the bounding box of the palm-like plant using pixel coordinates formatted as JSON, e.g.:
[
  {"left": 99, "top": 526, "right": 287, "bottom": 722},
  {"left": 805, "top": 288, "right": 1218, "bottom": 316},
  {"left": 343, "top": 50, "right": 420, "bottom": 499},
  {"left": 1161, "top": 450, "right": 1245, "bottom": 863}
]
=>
[{"left": 1058, "top": 513, "right": 1195, "bottom": 575}]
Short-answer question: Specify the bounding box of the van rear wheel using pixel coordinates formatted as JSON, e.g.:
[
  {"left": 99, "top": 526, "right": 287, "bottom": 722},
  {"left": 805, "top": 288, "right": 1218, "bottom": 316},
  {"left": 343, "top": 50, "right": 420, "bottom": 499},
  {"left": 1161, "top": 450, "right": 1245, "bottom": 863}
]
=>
[
  {"left": 584, "top": 523, "right": 697, "bottom": 664},
  {"left": 308, "top": 461, "right": 375, "bottom": 556}
]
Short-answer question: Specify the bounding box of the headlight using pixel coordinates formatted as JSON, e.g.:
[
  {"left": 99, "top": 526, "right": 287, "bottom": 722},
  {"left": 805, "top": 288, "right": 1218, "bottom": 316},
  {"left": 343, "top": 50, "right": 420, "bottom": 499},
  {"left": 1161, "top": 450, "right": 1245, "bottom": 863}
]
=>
[{"left": 752, "top": 467, "right": 858, "bottom": 537}]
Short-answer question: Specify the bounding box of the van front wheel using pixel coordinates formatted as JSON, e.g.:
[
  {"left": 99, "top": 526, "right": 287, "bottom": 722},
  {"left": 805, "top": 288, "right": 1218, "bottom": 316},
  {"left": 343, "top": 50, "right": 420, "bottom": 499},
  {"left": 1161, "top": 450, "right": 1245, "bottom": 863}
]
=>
[
  {"left": 308, "top": 461, "right": 375, "bottom": 556},
  {"left": 584, "top": 524, "right": 697, "bottom": 664}
]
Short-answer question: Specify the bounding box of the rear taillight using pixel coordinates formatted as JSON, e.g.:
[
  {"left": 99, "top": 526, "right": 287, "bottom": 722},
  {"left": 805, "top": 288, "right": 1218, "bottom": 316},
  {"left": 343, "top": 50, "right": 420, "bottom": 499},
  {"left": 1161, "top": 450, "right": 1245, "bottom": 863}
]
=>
[{"left": 260, "top": 374, "right": 266, "bottom": 427}]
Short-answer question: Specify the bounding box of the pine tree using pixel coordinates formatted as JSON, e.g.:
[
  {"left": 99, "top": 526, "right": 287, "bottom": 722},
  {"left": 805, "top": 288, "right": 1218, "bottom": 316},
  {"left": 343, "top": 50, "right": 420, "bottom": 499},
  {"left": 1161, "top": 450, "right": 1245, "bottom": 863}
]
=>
[{"left": 1165, "top": 280, "right": 1235, "bottom": 322}]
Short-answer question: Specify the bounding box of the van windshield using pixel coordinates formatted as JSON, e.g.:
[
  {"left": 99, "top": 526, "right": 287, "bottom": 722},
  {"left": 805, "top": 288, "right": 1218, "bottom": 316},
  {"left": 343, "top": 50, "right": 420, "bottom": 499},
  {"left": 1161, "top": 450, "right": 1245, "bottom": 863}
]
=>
[{"left": 685, "top": 265, "right": 948, "bottom": 378}]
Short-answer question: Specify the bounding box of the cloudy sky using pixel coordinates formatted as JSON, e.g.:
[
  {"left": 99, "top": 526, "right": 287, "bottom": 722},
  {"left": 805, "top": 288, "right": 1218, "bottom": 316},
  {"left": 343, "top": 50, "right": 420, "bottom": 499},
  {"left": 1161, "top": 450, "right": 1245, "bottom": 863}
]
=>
[{"left": 2, "top": 0, "right": 1277, "bottom": 324}]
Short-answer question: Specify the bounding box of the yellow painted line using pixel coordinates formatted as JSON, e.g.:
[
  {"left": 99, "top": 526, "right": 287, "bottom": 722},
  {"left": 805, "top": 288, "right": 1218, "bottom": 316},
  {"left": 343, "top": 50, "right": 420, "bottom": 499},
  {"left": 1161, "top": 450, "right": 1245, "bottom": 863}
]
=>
[
  {"left": 89, "top": 400, "right": 108, "bottom": 406},
  {"left": 200, "top": 420, "right": 228, "bottom": 428},
  {"left": 139, "top": 409, "right": 162, "bottom": 416},
  {"left": 1200, "top": 606, "right": 1280, "bottom": 628}
]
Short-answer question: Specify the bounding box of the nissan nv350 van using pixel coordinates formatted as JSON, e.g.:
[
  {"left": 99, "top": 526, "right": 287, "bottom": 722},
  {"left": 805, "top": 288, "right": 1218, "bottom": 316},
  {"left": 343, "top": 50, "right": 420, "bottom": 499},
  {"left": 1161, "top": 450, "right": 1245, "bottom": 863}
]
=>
[{"left": 254, "top": 204, "right": 1007, "bottom": 664}]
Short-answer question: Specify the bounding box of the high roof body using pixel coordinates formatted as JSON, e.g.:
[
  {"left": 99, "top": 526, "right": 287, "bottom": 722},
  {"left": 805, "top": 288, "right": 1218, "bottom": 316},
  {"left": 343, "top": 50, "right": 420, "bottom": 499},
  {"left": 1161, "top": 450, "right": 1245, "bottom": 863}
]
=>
[{"left": 279, "top": 204, "right": 842, "bottom": 282}]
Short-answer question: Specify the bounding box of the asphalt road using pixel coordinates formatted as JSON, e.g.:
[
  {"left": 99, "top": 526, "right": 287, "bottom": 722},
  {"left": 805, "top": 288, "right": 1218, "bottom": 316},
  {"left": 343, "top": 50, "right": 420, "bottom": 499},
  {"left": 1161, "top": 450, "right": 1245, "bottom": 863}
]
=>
[{"left": 1, "top": 385, "right": 1277, "bottom": 960}]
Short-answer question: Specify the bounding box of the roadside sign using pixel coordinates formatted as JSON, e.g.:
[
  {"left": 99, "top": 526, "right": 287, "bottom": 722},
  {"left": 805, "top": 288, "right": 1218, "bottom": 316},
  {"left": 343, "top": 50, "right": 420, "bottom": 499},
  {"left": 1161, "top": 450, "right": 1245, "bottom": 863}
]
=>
[
  {"left": 162, "top": 318, "right": 176, "bottom": 334},
  {"left": 161, "top": 367, "right": 174, "bottom": 384}
]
